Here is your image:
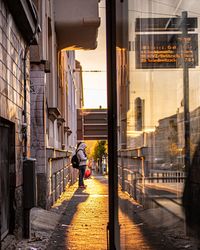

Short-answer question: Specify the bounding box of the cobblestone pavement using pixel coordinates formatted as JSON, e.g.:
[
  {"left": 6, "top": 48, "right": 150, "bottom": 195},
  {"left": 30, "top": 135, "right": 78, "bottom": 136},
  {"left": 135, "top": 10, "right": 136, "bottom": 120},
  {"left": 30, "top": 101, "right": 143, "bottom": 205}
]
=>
[{"left": 10, "top": 174, "right": 198, "bottom": 250}]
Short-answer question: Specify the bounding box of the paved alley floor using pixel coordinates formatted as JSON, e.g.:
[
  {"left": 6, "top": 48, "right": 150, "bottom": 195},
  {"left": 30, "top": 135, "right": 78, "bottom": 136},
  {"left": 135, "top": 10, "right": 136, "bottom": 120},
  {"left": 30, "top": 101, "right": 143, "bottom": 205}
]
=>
[
  {"left": 12, "top": 174, "right": 198, "bottom": 250},
  {"left": 45, "top": 175, "right": 194, "bottom": 250},
  {"left": 47, "top": 175, "right": 108, "bottom": 250}
]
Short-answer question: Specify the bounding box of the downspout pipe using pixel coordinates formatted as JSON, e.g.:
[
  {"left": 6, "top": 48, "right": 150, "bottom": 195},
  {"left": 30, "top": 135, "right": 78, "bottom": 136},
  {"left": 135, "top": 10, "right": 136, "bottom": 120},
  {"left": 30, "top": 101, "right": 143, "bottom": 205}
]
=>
[
  {"left": 22, "top": 2, "right": 40, "bottom": 159},
  {"left": 22, "top": 45, "right": 29, "bottom": 159},
  {"left": 22, "top": 2, "right": 40, "bottom": 239}
]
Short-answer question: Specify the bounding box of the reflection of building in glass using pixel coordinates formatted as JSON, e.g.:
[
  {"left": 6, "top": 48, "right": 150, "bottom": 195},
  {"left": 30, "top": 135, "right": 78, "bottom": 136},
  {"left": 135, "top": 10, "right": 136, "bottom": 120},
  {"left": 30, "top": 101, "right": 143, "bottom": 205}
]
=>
[
  {"left": 134, "top": 97, "right": 144, "bottom": 131},
  {"left": 150, "top": 114, "right": 179, "bottom": 171},
  {"left": 126, "top": 104, "right": 200, "bottom": 172},
  {"left": 117, "top": 0, "right": 200, "bottom": 246}
]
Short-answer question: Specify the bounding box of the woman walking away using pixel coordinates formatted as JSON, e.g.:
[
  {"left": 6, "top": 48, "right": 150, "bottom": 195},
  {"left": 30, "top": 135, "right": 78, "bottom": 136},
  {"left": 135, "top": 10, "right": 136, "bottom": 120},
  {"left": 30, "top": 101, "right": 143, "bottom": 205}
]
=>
[{"left": 77, "top": 142, "right": 87, "bottom": 188}]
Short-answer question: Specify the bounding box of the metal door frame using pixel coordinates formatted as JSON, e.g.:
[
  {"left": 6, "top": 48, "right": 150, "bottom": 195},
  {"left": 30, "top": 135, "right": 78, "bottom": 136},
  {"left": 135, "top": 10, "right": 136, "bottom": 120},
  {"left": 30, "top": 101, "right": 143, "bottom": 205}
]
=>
[
  {"left": 0, "top": 120, "right": 10, "bottom": 240},
  {"left": 0, "top": 118, "right": 15, "bottom": 240},
  {"left": 106, "top": 0, "right": 120, "bottom": 249}
]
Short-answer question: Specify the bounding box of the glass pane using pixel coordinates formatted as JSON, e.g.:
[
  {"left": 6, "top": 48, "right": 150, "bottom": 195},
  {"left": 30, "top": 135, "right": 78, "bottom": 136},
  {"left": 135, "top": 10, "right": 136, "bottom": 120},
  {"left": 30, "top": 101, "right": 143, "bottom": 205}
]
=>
[{"left": 117, "top": 0, "right": 200, "bottom": 248}]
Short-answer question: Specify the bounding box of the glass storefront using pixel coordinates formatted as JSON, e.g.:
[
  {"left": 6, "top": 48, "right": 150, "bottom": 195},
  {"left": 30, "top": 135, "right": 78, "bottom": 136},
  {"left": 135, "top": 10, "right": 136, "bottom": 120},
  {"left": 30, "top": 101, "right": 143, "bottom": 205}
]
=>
[{"left": 117, "top": 0, "right": 200, "bottom": 248}]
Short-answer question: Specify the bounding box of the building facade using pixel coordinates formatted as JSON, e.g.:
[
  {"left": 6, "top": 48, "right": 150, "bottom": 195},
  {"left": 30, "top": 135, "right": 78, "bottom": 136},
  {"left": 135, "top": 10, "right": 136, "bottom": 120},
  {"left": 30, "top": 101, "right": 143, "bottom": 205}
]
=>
[
  {"left": 29, "top": 0, "right": 100, "bottom": 210},
  {"left": 0, "top": 0, "right": 40, "bottom": 239},
  {"left": 1, "top": 0, "right": 100, "bottom": 241}
]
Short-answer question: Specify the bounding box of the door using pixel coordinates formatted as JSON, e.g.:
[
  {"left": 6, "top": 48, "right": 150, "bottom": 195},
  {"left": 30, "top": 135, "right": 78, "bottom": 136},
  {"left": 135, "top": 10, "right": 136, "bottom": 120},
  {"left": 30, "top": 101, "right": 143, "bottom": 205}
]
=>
[
  {"left": 0, "top": 122, "right": 10, "bottom": 240},
  {"left": 108, "top": 0, "right": 200, "bottom": 249}
]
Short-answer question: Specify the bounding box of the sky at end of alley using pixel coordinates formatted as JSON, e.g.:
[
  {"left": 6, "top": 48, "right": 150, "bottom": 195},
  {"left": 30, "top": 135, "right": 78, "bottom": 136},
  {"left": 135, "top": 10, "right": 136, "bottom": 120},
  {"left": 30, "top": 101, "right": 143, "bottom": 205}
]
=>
[{"left": 75, "top": 1, "right": 107, "bottom": 109}]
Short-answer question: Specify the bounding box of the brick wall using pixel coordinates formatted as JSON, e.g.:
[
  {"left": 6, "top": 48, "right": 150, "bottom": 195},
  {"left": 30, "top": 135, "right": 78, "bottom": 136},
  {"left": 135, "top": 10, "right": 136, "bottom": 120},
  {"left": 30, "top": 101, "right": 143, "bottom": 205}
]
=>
[{"left": 0, "top": 0, "right": 30, "bottom": 238}]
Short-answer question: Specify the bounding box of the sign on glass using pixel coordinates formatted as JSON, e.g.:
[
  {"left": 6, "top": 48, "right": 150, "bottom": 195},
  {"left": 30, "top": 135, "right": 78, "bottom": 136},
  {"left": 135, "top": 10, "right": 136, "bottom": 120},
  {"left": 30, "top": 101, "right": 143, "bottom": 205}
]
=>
[{"left": 135, "top": 34, "right": 198, "bottom": 69}]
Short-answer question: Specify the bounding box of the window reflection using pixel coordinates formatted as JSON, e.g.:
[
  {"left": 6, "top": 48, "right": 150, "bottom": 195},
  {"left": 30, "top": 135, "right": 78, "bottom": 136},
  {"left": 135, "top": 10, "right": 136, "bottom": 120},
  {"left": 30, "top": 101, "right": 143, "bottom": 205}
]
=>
[{"left": 118, "top": 0, "right": 200, "bottom": 248}]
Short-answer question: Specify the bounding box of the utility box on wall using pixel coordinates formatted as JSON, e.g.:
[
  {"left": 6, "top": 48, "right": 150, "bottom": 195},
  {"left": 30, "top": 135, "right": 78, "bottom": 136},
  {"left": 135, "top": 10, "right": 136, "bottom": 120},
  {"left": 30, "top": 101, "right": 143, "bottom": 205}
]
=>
[{"left": 23, "top": 158, "right": 37, "bottom": 209}]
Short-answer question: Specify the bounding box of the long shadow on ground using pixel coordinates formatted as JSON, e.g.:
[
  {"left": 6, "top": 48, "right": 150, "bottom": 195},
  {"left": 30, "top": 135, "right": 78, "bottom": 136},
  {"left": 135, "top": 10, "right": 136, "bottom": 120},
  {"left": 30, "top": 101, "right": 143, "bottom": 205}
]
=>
[{"left": 46, "top": 187, "right": 89, "bottom": 249}]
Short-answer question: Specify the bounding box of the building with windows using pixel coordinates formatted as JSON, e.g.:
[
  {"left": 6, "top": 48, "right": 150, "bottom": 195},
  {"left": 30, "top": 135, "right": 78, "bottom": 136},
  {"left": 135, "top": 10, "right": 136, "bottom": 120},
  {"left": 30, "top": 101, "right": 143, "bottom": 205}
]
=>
[
  {"left": 0, "top": 0, "right": 40, "bottom": 240},
  {"left": 0, "top": 0, "right": 100, "bottom": 241}
]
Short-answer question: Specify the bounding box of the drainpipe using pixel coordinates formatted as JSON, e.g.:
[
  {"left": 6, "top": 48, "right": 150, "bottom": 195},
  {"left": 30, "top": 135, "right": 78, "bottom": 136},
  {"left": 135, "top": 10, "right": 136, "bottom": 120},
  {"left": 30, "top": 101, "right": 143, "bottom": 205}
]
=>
[
  {"left": 22, "top": 45, "right": 29, "bottom": 159},
  {"left": 22, "top": 3, "right": 40, "bottom": 158},
  {"left": 22, "top": 2, "right": 40, "bottom": 238}
]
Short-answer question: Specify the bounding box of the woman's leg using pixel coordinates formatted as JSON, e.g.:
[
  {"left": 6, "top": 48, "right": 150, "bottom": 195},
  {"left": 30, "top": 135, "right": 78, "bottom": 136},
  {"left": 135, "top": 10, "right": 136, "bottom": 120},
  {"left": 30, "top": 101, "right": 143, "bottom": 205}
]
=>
[{"left": 79, "top": 166, "right": 86, "bottom": 186}]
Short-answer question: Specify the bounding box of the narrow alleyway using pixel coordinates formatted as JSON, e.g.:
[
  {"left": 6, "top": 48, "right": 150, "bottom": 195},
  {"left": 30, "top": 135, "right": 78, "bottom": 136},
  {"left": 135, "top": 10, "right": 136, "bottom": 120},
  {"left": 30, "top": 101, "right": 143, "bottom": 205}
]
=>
[
  {"left": 47, "top": 175, "right": 108, "bottom": 250},
  {"left": 11, "top": 174, "right": 197, "bottom": 250},
  {"left": 42, "top": 174, "right": 190, "bottom": 250}
]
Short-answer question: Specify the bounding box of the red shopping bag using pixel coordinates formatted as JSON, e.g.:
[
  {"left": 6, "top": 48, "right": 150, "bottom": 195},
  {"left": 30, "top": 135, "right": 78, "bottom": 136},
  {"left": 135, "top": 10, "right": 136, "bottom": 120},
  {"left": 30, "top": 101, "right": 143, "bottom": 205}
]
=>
[{"left": 84, "top": 168, "right": 91, "bottom": 178}]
